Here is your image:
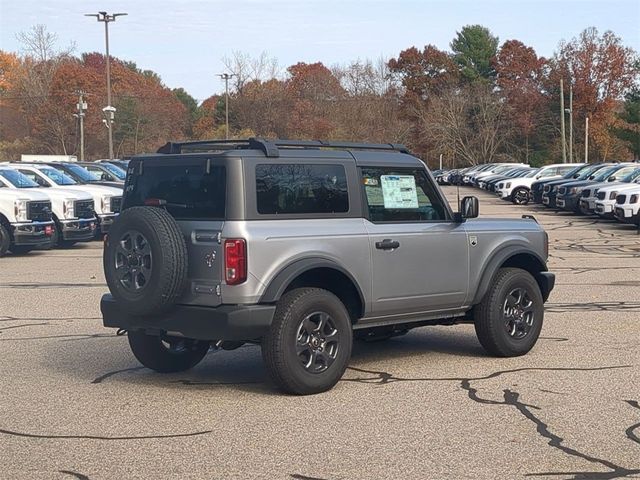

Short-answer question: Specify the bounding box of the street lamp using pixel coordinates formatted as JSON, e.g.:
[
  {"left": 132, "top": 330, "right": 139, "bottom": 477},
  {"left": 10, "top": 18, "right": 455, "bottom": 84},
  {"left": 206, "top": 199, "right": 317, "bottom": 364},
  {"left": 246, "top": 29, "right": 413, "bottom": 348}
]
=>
[
  {"left": 85, "top": 11, "right": 127, "bottom": 160},
  {"left": 218, "top": 73, "right": 235, "bottom": 140}
]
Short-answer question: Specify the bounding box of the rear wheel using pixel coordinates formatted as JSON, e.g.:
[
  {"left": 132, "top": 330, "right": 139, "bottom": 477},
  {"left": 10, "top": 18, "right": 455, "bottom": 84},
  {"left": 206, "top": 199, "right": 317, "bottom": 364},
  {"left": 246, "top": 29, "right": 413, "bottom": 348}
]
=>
[
  {"left": 511, "top": 187, "right": 530, "bottom": 205},
  {"left": 474, "top": 268, "right": 544, "bottom": 357},
  {"left": 262, "top": 288, "right": 352, "bottom": 395},
  {"left": 127, "top": 330, "right": 210, "bottom": 373}
]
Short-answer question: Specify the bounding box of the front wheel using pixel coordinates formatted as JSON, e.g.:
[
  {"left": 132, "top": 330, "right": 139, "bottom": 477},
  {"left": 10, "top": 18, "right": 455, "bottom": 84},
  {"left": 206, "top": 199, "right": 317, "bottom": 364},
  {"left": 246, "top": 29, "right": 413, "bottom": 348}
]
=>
[
  {"left": 262, "top": 288, "right": 353, "bottom": 395},
  {"left": 511, "top": 187, "right": 530, "bottom": 205},
  {"left": 127, "top": 330, "right": 210, "bottom": 373},
  {"left": 474, "top": 268, "right": 544, "bottom": 357},
  {"left": 0, "top": 223, "right": 10, "bottom": 257}
]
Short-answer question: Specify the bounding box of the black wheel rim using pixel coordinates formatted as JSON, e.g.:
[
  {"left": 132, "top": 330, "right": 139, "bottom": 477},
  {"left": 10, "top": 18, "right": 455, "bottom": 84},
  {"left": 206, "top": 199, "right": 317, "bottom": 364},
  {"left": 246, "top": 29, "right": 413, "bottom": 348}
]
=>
[
  {"left": 295, "top": 311, "right": 340, "bottom": 374},
  {"left": 503, "top": 287, "right": 535, "bottom": 339},
  {"left": 514, "top": 189, "right": 528, "bottom": 204},
  {"left": 115, "top": 230, "right": 152, "bottom": 292}
]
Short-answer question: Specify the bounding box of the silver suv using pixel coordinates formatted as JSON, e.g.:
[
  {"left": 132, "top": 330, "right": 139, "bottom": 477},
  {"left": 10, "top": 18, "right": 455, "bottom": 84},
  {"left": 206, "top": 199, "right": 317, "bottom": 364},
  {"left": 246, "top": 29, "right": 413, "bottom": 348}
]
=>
[{"left": 101, "top": 139, "right": 555, "bottom": 395}]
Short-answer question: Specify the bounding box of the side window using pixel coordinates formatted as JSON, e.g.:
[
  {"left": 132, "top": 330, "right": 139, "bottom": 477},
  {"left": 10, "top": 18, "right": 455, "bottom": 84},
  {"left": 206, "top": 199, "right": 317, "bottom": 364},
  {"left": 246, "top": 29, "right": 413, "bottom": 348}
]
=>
[
  {"left": 539, "top": 168, "right": 557, "bottom": 178},
  {"left": 19, "top": 170, "right": 47, "bottom": 187},
  {"left": 256, "top": 164, "right": 349, "bottom": 215},
  {"left": 361, "top": 167, "right": 447, "bottom": 222}
]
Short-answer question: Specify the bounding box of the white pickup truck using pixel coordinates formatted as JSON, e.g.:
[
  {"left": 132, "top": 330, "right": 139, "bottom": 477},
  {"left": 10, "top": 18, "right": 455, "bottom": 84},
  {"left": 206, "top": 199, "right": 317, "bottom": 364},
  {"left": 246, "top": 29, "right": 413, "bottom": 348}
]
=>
[
  {"left": 0, "top": 168, "right": 97, "bottom": 247},
  {"left": 0, "top": 172, "right": 55, "bottom": 256},
  {"left": 6, "top": 164, "right": 122, "bottom": 237}
]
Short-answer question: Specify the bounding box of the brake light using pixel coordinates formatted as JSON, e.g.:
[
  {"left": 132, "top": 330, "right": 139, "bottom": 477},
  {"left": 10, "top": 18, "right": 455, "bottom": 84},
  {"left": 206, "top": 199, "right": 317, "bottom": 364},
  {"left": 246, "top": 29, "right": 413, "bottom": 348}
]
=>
[{"left": 224, "top": 239, "right": 247, "bottom": 285}]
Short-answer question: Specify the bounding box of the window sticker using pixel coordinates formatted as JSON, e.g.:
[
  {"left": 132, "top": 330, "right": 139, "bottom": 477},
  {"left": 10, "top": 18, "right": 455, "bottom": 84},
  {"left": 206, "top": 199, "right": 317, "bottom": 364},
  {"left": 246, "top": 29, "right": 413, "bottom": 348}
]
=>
[{"left": 380, "top": 175, "right": 419, "bottom": 209}]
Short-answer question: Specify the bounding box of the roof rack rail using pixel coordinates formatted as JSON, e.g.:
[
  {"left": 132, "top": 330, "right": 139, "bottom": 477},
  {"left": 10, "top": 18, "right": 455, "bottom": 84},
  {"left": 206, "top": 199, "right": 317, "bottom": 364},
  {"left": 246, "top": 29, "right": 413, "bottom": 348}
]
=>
[{"left": 156, "top": 138, "right": 411, "bottom": 157}]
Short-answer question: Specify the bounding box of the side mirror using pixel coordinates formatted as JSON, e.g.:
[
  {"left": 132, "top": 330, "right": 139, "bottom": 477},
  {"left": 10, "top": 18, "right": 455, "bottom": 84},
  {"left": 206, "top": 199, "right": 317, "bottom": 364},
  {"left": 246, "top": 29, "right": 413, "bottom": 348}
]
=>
[
  {"left": 455, "top": 196, "right": 479, "bottom": 222},
  {"left": 608, "top": 177, "right": 616, "bottom": 182}
]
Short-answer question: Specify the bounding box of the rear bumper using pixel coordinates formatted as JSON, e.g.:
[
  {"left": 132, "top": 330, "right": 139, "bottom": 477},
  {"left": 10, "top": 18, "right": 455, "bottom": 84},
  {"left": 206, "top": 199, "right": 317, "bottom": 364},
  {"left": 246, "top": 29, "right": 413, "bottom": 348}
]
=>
[
  {"left": 12, "top": 221, "right": 54, "bottom": 247},
  {"left": 101, "top": 294, "right": 276, "bottom": 341},
  {"left": 60, "top": 218, "right": 97, "bottom": 241},
  {"left": 535, "top": 272, "right": 556, "bottom": 302}
]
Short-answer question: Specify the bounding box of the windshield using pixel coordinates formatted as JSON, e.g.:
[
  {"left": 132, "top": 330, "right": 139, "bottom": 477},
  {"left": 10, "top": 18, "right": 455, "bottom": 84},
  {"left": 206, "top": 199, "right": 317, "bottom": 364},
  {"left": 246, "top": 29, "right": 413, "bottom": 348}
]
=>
[
  {"left": 98, "top": 163, "right": 126, "bottom": 180},
  {"left": 524, "top": 169, "right": 541, "bottom": 178},
  {"left": 563, "top": 165, "right": 589, "bottom": 178},
  {"left": 39, "top": 167, "right": 77, "bottom": 185},
  {"left": 492, "top": 165, "right": 514, "bottom": 174},
  {"left": 617, "top": 167, "right": 640, "bottom": 182},
  {"left": 591, "top": 166, "right": 620, "bottom": 182},
  {"left": 57, "top": 163, "right": 97, "bottom": 183},
  {"left": 576, "top": 165, "right": 606, "bottom": 180},
  {"left": 0, "top": 169, "right": 39, "bottom": 188}
]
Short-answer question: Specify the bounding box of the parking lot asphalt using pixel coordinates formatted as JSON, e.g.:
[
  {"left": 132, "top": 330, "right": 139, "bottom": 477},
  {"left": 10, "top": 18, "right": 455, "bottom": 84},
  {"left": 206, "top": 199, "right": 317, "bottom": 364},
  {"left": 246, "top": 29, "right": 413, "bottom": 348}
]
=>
[{"left": 0, "top": 186, "right": 639, "bottom": 480}]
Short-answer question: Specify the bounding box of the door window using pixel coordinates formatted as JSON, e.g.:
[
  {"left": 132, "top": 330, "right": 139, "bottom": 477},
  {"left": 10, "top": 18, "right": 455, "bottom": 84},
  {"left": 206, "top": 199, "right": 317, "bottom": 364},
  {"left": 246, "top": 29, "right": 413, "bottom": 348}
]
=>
[{"left": 361, "top": 167, "right": 447, "bottom": 222}]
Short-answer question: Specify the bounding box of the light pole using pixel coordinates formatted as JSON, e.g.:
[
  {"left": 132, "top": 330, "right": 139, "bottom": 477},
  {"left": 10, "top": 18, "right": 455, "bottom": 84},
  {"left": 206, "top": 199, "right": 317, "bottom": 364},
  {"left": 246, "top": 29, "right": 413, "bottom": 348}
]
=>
[
  {"left": 560, "top": 79, "right": 567, "bottom": 163},
  {"left": 564, "top": 83, "right": 573, "bottom": 163},
  {"left": 218, "top": 73, "right": 235, "bottom": 139},
  {"left": 86, "top": 11, "right": 127, "bottom": 160},
  {"left": 73, "top": 91, "right": 87, "bottom": 161}
]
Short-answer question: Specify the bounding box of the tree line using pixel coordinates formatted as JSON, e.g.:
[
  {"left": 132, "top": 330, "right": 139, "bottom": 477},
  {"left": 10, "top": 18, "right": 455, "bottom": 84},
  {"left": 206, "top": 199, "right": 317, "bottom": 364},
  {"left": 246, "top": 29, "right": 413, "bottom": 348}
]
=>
[{"left": 0, "top": 24, "right": 638, "bottom": 167}]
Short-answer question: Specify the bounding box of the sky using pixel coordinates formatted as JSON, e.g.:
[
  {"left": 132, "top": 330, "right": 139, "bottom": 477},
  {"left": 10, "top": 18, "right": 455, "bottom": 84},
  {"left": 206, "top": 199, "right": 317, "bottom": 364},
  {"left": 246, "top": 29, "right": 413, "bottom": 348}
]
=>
[{"left": 1, "top": 0, "right": 639, "bottom": 102}]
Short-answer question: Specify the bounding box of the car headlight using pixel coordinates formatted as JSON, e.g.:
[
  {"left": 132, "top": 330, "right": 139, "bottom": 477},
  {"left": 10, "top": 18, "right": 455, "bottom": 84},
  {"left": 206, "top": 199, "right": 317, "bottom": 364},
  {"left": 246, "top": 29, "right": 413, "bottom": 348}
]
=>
[
  {"left": 506, "top": 183, "right": 511, "bottom": 188},
  {"left": 63, "top": 199, "right": 75, "bottom": 219},
  {"left": 101, "top": 196, "right": 112, "bottom": 213},
  {"left": 14, "top": 199, "right": 29, "bottom": 222}
]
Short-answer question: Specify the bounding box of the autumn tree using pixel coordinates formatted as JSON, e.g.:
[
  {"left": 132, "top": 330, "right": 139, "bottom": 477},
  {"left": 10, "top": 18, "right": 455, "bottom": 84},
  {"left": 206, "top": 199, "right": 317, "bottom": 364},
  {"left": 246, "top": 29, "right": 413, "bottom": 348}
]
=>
[
  {"left": 613, "top": 88, "right": 640, "bottom": 159},
  {"left": 451, "top": 25, "right": 499, "bottom": 83},
  {"left": 494, "top": 40, "right": 549, "bottom": 161}
]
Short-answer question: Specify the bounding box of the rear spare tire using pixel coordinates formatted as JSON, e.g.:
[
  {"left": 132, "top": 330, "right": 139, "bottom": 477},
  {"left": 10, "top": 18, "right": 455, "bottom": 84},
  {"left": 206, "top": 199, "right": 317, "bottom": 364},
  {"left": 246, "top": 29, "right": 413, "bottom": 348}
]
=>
[{"left": 104, "top": 206, "right": 188, "bottom": 315}]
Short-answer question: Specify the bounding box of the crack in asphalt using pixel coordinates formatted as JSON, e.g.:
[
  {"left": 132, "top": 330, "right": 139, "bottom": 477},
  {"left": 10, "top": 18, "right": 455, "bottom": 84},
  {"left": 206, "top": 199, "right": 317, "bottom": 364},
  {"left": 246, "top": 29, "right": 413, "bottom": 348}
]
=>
[
  {"left": 0, "top": 322, "right": 49, "bottom": 333},
  {"left": 0, "top": 316, "right": 101, "bottom": 323},
  {"left": 0, "top": 427, "right": 212, "bottom": 441},
  {"left": 290, "top": 474, "right": 331, "bottom": 480},
  {"left": 91, "top": 367, "right": 146, "bottom": 384},
  {"left": 545, "top": 302, "right": 640, "bottom": 313},
  {"left": 625, "top": 400, "right": 640, "bottom": 447},
  {"left": 0, "top": 333, "right": 115, "bottom": 342},
  {"left": 59, "top": 470, "right": 90, "bottom": 480}
]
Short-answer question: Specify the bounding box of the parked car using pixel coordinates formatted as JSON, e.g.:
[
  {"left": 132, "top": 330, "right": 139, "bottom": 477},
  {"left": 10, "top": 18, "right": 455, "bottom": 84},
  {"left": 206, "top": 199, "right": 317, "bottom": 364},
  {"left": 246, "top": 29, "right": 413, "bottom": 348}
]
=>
[
  {"left": 497, "top": 164, "right": 585, "bottom": 205},
  {"left": 0, "top": 168, "right": 96, "bottom": 247},
  {"left": 469, "top": 163, "right": 528, "bottom": 186},
  {"left": 577, "top": 165, "right": 640, "bottom": 214},
  {"left": 100, "top": 138, "right": 555, "bottom": 395},
  {"left": 47, "top": 162, "right": 124, "bottom": 189},
  {"left": 614, "top": 186, "right": 640, "bottom": 224},
  {"left": 480, "top": 167, "right": 533, "bottom": 191},
  {"left": 6, "top": 163, "right": 122, "bottom": 236},
  {"left": 0, "top": 169, "right": 54, "bottom": 256}
]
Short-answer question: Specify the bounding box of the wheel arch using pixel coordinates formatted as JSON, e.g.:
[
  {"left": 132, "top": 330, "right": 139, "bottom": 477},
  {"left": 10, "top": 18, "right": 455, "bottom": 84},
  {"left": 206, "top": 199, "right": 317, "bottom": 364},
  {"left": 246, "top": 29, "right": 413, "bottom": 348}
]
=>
[
  {"left": 260, "top": 258, "right": 366, "bottom": 322},
  {"left": 472, "top": 247, "right": 550, "bottom": 304}
]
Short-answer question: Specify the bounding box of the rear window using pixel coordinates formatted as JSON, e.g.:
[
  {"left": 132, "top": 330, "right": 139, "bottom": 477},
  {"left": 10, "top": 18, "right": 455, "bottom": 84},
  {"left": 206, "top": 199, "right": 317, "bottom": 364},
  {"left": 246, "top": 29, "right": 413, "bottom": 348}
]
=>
[
  {"left": 256, "top": 164, "right": 349, "bottom": 215},
  {"left": 125, "top": 163, "right": 226, "bottom": 219}
]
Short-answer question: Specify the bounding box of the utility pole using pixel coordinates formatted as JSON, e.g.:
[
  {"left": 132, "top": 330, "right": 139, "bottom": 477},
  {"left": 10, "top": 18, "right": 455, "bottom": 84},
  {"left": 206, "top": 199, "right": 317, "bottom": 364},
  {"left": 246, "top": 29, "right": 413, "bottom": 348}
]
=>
[
  {"left": 568, "top": 83, "right": 573, "bottom": 163},
  {"left": 73, "top": 91, "right": 88, "bottom": 161},
  {"left": 86, "top": 11, "right": 127, "bottom": 160},
  {"left": 218, "top": 73, "right": 235, "bottom": 139},
  {"left": 560, "top": 79, "right": 567, "bottom": 163},
  {"left": 584, "top": 116, "right": 589, "bottom": 163},
  {"left": 439, "top": 153, "right": 443, "bottom": 170}
]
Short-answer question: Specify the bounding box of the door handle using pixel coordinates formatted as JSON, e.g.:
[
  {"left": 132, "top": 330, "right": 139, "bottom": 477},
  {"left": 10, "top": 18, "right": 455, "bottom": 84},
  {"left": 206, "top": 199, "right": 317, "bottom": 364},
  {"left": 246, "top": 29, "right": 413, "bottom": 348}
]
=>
[{"left": 375, "top": 239, "right": 400, "bottom": 250}]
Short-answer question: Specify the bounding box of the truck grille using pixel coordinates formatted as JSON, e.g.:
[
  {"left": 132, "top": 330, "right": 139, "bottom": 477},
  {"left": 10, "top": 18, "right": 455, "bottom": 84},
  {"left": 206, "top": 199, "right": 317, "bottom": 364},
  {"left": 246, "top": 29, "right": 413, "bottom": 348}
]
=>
[
  {"left": 581, "top": 189, "right": 591, "bottom": 198},
  {"left": 27, "top": 201, "right": 52, "bottom": 222},
  {"left": 111, "top": 197, "right": 122, "bottom": 213},
  {"left": 616, "top": 194, "right": 627, "bottom": 204},
  {"left": 75, "top": 199, "right": 95, "bottom": 219},
  {"left": 596, "top": 191, "right": 607, "bottom": 200}
]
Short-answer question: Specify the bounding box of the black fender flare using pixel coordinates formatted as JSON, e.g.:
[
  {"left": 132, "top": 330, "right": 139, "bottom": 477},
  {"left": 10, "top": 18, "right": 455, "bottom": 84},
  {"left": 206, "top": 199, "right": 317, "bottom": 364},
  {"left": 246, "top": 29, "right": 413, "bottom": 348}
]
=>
[
  {"left": 259, "top": 258, "right": 366, "bottom": 311},
  {"left": 471, "top": 246, "right": 549, "bottom": 304}
]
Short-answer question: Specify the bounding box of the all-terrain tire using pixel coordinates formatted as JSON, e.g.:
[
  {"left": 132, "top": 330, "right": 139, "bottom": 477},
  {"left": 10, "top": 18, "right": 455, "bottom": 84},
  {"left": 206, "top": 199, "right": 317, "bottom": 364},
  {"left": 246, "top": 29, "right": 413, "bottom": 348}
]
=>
[
  {"left": 0, "top": 223, "right": 11, "bottom": 257},
  {"left": 262, "top": 288, "right": 353, "bottom": 395},
  {"left": 474, "top": 268, "right": 544, "bottom": 357},
  {"left": 128, "top": 330, "right": 209, "bottom": 373},
  {"left": 104, "top": 206, "right": 188, "bottom": 315}
]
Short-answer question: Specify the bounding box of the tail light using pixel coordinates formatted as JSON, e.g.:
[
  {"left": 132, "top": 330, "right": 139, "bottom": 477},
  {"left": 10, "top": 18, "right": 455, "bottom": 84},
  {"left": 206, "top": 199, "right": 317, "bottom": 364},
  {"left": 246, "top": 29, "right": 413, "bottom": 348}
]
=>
[{"left": 224, "top": 239, "right": 247, "bottom": 285}]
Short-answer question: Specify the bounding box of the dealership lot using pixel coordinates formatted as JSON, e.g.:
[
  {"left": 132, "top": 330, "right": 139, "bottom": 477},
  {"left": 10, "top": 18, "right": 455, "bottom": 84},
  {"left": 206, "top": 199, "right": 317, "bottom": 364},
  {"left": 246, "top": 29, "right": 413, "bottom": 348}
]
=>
[{"left": 1, "top": 186, "right": 639, "bottom": 479}]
